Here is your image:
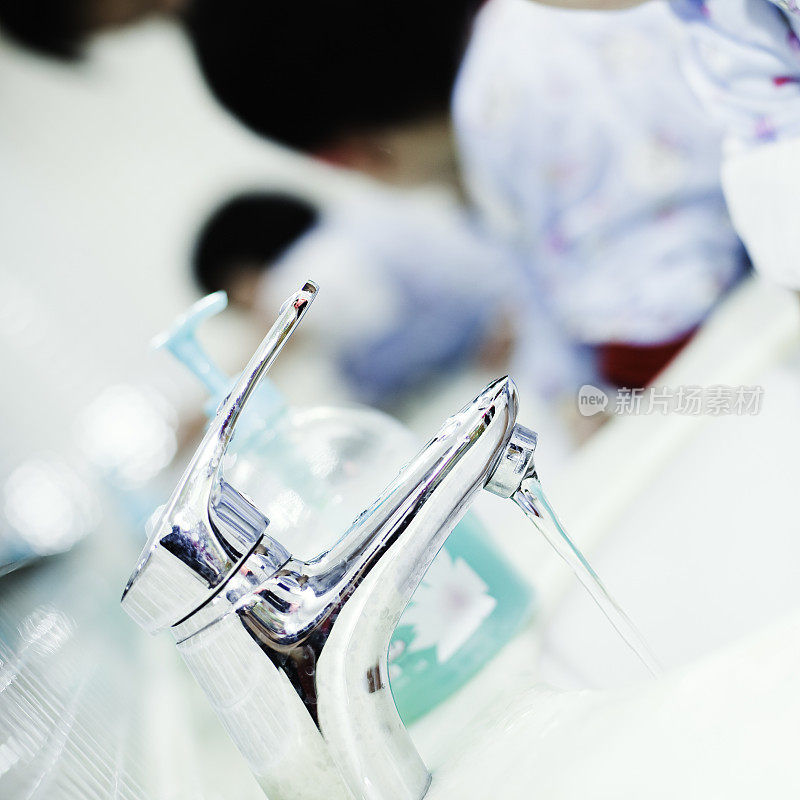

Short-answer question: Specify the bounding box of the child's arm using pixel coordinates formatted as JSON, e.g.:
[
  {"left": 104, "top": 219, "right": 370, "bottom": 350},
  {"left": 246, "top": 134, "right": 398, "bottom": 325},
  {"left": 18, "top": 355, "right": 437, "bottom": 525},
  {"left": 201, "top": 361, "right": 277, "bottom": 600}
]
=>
[{"left": 676, "top": 1, "right": 800, "bottom": 290}]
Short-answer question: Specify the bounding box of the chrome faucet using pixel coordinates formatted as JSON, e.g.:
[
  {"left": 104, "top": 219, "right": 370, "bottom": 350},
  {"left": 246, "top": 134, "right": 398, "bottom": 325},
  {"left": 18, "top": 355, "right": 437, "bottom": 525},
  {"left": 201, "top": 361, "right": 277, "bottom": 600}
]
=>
[{"left": 121, "top": 282, "right": 538, "bottom": 800}]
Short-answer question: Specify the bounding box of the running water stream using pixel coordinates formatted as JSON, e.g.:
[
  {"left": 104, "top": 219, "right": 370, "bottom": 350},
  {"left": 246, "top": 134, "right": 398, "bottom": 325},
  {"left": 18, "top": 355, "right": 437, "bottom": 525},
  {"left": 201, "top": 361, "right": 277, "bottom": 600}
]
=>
[{"left": 513, "top": 475, "right": 661, "bottom": 676}]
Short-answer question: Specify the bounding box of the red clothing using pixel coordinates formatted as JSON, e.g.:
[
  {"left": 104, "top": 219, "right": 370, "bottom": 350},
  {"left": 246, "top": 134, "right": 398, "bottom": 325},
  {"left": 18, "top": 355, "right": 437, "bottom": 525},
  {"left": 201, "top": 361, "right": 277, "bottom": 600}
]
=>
[{"left": 597, "top": 330, "right": 696, "bottom": 389}]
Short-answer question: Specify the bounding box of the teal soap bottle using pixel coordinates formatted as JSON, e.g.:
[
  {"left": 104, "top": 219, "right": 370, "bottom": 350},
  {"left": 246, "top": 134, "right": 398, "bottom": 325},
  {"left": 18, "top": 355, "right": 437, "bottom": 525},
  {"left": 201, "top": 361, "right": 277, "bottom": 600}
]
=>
[{"left": 157, "top": 291, "right": 535, "bottom": 724}]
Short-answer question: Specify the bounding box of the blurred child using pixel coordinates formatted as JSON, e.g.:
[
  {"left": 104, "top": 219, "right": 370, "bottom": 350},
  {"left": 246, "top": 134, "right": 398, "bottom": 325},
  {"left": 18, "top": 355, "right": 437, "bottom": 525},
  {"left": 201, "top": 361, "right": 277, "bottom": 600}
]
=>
[
  {"left": 184, "top": 0, "right": 745, "bottom": 393},
  {"left": 192, "top": 188, "right": 523, "bottom": 406},
  {"left": 453, "top": 0, "right": 747, "bottom": 389}
]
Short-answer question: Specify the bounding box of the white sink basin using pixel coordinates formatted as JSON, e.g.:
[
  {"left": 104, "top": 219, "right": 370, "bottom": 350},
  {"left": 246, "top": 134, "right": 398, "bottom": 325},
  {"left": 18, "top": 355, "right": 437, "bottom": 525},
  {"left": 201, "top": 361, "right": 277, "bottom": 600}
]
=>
[{"left": 542, "top": 349, "right": 800, "bottom": 688}]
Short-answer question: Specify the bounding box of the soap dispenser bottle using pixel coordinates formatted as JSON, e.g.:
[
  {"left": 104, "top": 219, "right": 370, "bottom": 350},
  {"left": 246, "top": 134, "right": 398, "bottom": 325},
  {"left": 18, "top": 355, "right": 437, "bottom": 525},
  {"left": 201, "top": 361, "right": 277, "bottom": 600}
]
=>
[{"left": 152, "top": 285, "right": 535, "bottom": 723}]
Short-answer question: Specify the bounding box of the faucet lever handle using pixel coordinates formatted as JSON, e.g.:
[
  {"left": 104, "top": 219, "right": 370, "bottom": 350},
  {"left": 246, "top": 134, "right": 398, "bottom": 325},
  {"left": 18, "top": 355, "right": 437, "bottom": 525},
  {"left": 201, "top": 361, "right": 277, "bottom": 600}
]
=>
[
  {"left": 121, "top": 281, "right": 317, "bottom": 634},
  {"left": 206, "top": 280, "right": 317, "bottom": 465}
]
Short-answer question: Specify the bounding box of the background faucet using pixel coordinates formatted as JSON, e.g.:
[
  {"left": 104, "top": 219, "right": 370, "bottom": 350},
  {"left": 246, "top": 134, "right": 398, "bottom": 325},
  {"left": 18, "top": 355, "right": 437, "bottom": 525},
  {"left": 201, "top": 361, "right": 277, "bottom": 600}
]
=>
[{"left": 122, "top": 282, "right": 538, "bottom": 800}]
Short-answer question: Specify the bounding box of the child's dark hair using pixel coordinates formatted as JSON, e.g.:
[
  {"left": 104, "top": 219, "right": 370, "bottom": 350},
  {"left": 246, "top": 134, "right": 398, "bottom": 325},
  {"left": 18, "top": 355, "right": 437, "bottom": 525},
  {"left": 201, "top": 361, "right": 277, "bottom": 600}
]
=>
[
  {"left": 0, "top": 0, "right": 85, "bottom": 59},
  {"left": 183, "top": 0, "right": 481, "bottom": 151},
  {"left": 192, "top": 192, "right": 319, "bottom": 295}
]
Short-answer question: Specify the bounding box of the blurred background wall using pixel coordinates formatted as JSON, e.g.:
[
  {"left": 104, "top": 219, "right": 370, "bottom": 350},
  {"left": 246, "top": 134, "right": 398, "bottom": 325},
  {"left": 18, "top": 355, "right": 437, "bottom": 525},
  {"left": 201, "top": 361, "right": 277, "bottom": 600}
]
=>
[{"left": 0, "top": 17, "right": 363, "bottom": 464}]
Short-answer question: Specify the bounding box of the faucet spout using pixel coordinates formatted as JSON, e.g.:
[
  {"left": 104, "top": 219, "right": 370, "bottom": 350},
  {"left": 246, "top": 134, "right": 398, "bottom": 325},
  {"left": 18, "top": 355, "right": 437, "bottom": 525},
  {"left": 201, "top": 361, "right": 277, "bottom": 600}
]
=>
[{"left": 302, "top": 376, "right": 523, "bottom": 799}]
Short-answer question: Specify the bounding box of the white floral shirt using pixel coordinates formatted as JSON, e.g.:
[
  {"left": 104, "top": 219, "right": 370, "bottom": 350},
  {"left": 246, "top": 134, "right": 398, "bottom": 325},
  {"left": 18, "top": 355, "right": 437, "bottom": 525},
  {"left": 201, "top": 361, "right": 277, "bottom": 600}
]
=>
[{"left": 454, "top": 0, "right": 744, "bottom": 349}]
